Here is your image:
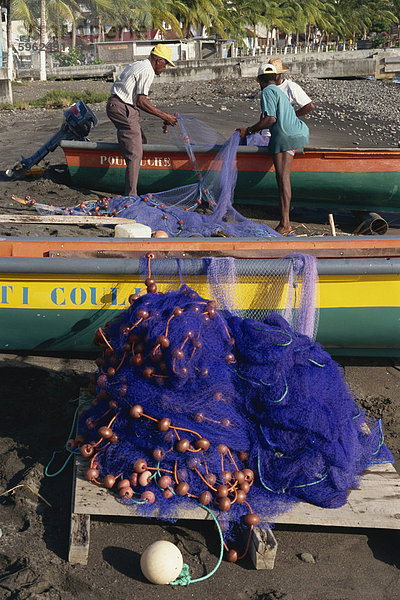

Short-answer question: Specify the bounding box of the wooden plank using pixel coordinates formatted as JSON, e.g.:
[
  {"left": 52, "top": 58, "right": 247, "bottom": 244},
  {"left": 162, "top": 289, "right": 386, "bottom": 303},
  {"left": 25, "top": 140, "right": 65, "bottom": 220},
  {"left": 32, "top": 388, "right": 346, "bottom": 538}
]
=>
[
  {"left": 274, "top": 464, "right": 400, "bottom": 529},
  {"left": 0, "top": 214, "right": 134, "bottom": 225},
  {"left": 74, "top": 457, "right": 207, "bottom": 519},
  {"left": 248, "top": 527, "right": 278, "bottom": 570},
  {"left": 4, "top": 236, "right": 400, "bottom": 259},
  {"left": 68, "top": 458, "right": 90, "bottom": 564},
  {"left": 68, "top": 513, "right": 90, "bottom": 565},
  {"left": 47, "top": 245, "right": 400, "bottom": 259},
  {"left": 74, "top": 460, "right": 400, "bottom": 529}
]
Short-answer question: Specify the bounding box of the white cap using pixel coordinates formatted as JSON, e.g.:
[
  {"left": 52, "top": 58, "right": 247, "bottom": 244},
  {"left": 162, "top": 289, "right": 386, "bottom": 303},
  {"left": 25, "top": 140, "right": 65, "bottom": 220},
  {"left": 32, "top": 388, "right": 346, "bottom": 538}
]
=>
[{"left": 257, "top": 63, "right": 277, "bottom": 76}]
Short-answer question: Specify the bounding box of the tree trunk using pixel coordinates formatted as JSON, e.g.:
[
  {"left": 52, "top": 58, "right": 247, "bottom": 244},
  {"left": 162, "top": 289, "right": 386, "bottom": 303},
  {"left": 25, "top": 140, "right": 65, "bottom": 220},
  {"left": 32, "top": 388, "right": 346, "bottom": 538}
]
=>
[
  {"left": 57, "top": 16, "right": 61, "bottom": 52},
  {"left": 72, "top": 21, "right": 76, "bottom": 48},
  {"left": 98, "top": 15, "right": 103, "bottom": 43},
  {"left": 39, "top": 0, "right": 46, "bottom": 81}
]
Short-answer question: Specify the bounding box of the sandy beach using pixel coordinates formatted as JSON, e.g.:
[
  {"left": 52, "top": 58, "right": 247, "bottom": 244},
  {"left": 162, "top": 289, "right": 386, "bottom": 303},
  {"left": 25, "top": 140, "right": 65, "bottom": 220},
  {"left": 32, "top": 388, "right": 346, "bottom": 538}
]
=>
[{"left": 0, "top": 75, "right": 400, "bottom": 600}]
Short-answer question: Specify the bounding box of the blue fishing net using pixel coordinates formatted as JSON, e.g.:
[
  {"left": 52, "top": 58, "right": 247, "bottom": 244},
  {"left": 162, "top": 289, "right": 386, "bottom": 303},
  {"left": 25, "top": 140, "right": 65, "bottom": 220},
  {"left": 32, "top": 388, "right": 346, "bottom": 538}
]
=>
[
  {"left": 77, "top": 275, "right": 393, "bottom": 545},
  {"left": 35, "top": 114, "right": 280, "bottom": 239}
]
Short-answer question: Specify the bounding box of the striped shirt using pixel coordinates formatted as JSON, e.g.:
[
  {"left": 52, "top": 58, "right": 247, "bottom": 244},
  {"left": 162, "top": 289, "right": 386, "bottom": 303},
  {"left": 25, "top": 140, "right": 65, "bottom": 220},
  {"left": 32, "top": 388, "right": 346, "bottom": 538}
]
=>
[{"left": 111, "top": 58, "right": 155, "bottom": 106}]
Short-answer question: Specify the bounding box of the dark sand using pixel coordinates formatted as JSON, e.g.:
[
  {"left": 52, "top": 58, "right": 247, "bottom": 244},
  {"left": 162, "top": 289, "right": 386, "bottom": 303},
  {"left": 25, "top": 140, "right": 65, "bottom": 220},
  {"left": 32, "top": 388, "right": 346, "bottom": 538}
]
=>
[{"left": 0, "top": 77, "right": 399, "bottom": 600}]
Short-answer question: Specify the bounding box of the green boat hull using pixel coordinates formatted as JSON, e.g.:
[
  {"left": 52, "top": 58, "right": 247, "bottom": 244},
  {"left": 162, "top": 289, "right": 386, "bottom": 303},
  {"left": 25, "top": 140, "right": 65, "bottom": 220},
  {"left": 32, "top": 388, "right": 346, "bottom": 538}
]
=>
[
  {"left": 67, "top": 166, "right": 400, "bottom": 213},
  {"left": 0, "top": 306, "right": 399, "bottom": 357}
]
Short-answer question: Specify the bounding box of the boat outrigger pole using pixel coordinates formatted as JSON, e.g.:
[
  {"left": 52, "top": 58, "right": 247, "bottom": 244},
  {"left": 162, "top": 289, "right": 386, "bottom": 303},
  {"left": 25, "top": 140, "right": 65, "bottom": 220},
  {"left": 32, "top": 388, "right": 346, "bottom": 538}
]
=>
[{"left": 6, "top": 100, "right": 98, "bottom": 178}]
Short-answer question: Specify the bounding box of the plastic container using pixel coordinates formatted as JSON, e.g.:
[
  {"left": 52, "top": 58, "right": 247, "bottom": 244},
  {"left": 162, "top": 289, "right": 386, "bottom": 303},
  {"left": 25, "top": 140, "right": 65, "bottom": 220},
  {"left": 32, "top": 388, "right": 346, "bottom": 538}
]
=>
[{"left": 114, "top": 222, "right": 152, "bottom": 238}]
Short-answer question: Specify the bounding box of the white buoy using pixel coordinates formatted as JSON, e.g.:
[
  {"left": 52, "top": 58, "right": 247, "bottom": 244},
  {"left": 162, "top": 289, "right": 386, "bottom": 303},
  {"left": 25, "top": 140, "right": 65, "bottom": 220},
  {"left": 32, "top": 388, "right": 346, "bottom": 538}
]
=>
[{"left": 140, "top": 540, "right": 183, "bottom": 584}]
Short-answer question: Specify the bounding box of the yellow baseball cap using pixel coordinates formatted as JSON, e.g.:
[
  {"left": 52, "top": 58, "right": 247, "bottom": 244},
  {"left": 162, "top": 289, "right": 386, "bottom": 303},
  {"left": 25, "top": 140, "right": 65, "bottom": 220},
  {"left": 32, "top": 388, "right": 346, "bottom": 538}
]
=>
[{"left": 151, "top": 44, "right": 176, "bottom": 67}]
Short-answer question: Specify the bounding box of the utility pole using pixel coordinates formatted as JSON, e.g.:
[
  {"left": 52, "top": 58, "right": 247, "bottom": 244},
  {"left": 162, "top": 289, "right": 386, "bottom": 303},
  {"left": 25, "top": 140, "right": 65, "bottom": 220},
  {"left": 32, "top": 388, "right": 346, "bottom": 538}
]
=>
[{"left": 39, "top": 0, "right": 46, "bottom": 80}]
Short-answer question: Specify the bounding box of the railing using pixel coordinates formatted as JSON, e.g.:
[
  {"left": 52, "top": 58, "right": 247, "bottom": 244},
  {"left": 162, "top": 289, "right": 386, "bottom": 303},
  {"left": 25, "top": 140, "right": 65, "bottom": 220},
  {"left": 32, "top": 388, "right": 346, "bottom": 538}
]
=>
[{"left": 235, "top": 43, "right": 357, "bottom": 58}]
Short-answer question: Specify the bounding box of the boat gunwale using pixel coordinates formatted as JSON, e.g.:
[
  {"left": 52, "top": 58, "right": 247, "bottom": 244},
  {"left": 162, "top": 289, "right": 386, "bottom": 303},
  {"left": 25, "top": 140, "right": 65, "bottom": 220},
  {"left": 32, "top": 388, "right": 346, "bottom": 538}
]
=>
[
  {"left": 60, "top": 140, "right": 400, "bottom": 155},
  {"left": 1, "top": 256, "right": 400, "bottom": 276}
]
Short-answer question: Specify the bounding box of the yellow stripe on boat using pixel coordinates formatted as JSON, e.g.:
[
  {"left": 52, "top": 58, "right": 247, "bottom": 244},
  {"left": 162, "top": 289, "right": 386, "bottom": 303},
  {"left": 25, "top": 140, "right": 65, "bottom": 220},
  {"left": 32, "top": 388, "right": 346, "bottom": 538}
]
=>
[{"left": 1, "top": 273, "right": 398, "bottom": 311}]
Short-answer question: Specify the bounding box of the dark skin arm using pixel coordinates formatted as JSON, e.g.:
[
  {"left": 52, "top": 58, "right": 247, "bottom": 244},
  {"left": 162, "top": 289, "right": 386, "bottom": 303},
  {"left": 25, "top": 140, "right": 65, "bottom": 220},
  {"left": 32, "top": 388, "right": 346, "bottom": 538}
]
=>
[
  {"left": 238, "top": 114, "right": 276, "bottom": 138},
  {"left": 136, "top": 94, "right": 178, "bottom": 126},
  {"left": 295, "top": 101, "right": 315, "bottom": 117}
]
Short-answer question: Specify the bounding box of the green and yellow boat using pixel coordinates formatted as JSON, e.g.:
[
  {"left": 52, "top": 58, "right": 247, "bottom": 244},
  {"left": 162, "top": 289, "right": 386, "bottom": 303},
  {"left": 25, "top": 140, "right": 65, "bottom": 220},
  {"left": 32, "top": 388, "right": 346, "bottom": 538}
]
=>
[
  {"left": 61, "top": 141, "right": 400, "bottom": 212},
  {"left": 1, "top": 236, "right": 399, "bottom": 357}
]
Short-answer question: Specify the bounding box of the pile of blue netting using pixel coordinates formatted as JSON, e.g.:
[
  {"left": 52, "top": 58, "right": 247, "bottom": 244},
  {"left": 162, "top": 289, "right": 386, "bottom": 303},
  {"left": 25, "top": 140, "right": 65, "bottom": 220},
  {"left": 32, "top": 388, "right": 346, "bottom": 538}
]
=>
[
  {"left": 35, "top": 114, "right": 281, "bottom": 238},
  {"left": 76, "top": 277, "right": 393, "bottom": 545}
]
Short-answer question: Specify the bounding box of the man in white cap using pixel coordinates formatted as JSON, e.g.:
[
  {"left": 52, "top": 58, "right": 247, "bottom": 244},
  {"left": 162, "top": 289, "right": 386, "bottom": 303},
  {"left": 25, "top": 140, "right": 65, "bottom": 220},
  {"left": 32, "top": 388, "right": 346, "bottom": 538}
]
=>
[
  {"left": 238, "top": 63, "right": 309, "bottom": 235},
  {"left": 106, "top": 44, "right": 178, "bottom": 197},
  {"left": 268, "top": 57, "right": 315, "bottom": 117},
  {"left": 245, "top": 57, "right": 314, "bottom": 148}
]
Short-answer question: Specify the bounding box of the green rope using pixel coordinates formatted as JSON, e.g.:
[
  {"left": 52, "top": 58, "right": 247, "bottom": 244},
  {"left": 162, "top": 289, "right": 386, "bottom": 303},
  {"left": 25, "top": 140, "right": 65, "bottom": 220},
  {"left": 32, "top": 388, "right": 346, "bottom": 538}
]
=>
[
  {"left": 169, "top": 504, "right": 224, "bottom": 586},
  {"left": 45, "top": 396, "right": 92, "bottom": 478},
  {"left": 257, "top": 450, "right": 328, "bottom": 494},
  {"left": 308, "top": 359, "right": 325, "bottom": 367},
  {"left": 372, "top": 420, "right": 385, "bottom": 455},
  {"left": 45, "top": 449, "right": 75, "bottom": 478},
  {"left": 291, "top": 471, "right": 328, "bottom": 489},
  {"left": 249, "top": 325, "right": 293, "bottom": 347},
  {"left": 170, "top": 562, "right": 191, "bottom": 586},
  {"left": 270, "top": 377, "right": 288, "bottom": 403}
]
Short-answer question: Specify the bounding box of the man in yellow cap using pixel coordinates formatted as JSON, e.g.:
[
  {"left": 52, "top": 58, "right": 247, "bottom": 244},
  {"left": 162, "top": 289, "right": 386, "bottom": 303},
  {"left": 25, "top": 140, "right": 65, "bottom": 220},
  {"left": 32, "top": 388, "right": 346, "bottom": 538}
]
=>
[{"left": 106, "top": 44, "right": 178, "bottom": 197}]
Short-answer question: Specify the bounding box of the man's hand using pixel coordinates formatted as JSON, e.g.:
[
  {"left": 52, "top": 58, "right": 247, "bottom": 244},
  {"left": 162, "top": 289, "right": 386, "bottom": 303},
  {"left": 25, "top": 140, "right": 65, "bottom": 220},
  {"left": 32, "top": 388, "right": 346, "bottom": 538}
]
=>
[
  {"left": 163, "top": 113, "right": 178, "bottom": 126},
  {"left": 237, "top": 127, "right": 248, "bottom": 138}
]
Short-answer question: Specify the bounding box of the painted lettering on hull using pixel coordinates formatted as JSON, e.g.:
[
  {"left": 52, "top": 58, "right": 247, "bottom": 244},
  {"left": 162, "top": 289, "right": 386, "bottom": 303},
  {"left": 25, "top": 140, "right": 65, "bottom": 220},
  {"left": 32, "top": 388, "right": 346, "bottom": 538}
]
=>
[
  {"left": 99, "top": 155, "right": 172, "bottom": 168},
  {"left": 0, "top": 283, "right": 143, "bottom": 310}
]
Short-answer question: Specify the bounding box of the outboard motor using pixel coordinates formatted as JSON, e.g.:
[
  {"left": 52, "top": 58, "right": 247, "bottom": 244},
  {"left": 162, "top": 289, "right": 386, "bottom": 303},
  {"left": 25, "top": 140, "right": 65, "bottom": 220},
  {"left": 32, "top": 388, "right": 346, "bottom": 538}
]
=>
[{"left": 6, "top": 100, "right": 98, "bottom": 177}]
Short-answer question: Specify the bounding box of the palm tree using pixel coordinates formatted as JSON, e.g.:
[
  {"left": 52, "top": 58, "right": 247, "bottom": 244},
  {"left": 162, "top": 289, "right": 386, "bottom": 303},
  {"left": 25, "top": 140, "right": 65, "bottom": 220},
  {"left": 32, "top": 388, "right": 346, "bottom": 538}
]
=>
[
  {"left": 226, "top": 0, "right": 295, "bottom": 52},
  {"left": 69, "top": 0, "right": 113, "bottom": 49},
  {"left": 293, "top": 0, "right": 337, "bottom": 47},
  {"left": 176, "top": 0, "right": 226, "bottom": 38},
  {"left": 46, "top": 0, "right": 80, "bottom": 51},
  {"left": 335, "top": 0, "right": 397, "bottom": 43},
  {"left": 110, "top": 0, "right": 186, "bottom": 41}
]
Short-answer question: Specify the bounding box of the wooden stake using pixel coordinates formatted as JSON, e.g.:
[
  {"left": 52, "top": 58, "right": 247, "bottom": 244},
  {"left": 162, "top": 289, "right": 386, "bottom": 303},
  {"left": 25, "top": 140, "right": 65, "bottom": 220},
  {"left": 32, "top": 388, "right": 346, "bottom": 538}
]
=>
[{"left": 328, "top": 213, "right": 336, "bottom": 236}]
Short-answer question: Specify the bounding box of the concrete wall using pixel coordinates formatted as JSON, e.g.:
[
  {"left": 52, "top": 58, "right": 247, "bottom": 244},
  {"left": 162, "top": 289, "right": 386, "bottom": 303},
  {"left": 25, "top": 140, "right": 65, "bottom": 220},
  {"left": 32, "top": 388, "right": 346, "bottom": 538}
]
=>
[
  {"left": 238, "top": 49, "right": 400, "bottom": 80},
  {"left": 15, "top": 48, "right": 400, "bottom": 83},
  {"left": 0, "top": 68, "right": 12, "bottom": 104}
]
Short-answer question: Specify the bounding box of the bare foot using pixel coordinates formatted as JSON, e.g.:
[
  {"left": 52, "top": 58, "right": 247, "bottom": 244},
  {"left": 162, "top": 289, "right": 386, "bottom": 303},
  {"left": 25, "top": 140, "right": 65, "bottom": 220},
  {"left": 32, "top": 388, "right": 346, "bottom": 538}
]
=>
[{"left": 275, "top": 224, "right": 293, "bottom": 236}]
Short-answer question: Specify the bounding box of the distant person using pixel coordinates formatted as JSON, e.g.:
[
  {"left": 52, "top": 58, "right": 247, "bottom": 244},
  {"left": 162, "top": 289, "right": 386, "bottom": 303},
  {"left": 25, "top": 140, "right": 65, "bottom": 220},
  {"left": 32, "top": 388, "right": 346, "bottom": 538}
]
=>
[
  {"left": 106, "top": 44, "right": 178, "bottom": 197},
  {"left": 238, "top": 64, "right": 309, "bottom": 235},
  {"left": 268, "top": 57, "right": 315, "bottom": 117}
]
